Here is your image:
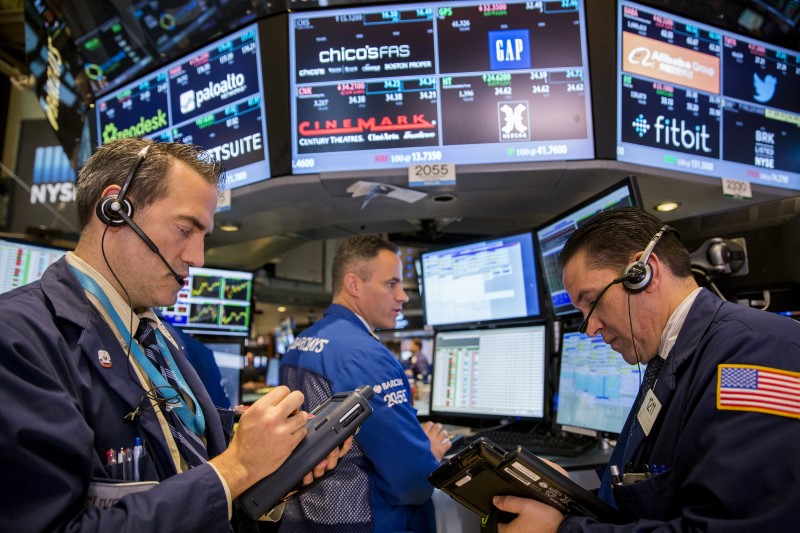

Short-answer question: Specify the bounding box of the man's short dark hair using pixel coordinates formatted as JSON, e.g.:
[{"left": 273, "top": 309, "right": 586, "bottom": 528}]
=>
[
  {"left": 559, "top": 207, "right": 691, "bottom": 279},
  {"left": 332, "top": 235, "right": 399, "bottom": 296},
  {"left": 75, "top": 138, "right": 224, "bottom": 230}
]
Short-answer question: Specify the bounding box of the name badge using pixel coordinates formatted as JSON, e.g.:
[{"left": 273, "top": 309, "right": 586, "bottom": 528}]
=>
[{"left": 637, "top": 389, "right": 662, "bottom": 436}]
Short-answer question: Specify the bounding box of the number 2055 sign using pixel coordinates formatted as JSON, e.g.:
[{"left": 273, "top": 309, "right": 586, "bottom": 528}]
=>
[{"left": 408, "top": 163, "right": 456, "bottom": 187}]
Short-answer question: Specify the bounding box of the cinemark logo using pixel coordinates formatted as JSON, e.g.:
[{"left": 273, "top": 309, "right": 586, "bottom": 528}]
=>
[{"left": 298, "top": 115, "right": 435, "bottom": 136}]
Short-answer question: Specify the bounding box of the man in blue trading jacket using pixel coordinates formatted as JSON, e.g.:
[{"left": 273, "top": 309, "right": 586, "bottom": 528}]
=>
[
  {"left": 280, "top": 235, "right": 452, "bottom": 532},
  {"left": 0, "top": 138, "right": 347, "bottom": 532},
  {"left": 493, "top": 208, "right": 800, "bottom": 532}
]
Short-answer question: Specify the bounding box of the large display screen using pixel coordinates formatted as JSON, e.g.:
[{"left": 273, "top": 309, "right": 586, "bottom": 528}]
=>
[
  {"left": 555, "top": 329, "right": 640, "bottom": 436},
  {"left": 420, "top": 231, "right": 541, "bottom": 328},
  {"left": 430, "top": 323, "right": 547, "bottom": 420},
  {"left": 0, "top": 239, "right": 68, "bottom": 295},
  {"left": 288, "top": 0, "right": 594, "bottom": 174},
  {"left": 535, "top": 177, "right": 642, "bottom": 317},
  {"left": 95, "top": 23, "right": 272, "bottom": 189},
  {"left": 160, "top": 266, "right": 253, "bottom": 337},
  {"left": 617, "top": 0, "right": 800, "bottom": 191}
]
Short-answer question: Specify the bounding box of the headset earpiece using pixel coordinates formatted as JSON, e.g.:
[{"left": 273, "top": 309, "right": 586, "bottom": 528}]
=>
[
  {"left": 96, "top": 195, "right": 133, "bottom": 226},
  {"left": 622, "top": 261, "right": 651, "bottom": 292},
  {"left": 620, "top": 225, "right": 677, "bottom": 292},
  {"left": 95, "top": 145, "right": 149, "bottom": 227}
]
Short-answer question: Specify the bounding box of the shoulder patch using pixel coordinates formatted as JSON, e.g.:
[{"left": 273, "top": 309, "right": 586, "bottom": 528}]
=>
[{"left": 717, "top": 363, "right": 800, "bottom": 419}]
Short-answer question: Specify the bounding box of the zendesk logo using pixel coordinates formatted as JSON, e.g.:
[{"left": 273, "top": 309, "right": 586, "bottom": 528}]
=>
[{"left": 649, "top": 116, "right": 712, "bottom": 153}]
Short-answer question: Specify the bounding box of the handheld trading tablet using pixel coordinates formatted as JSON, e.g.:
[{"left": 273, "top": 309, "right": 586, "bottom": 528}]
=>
[
  {"left": 239, "top": 386, "right": 374, "bottom": 519},
  {"left": 429, "top": 437, "right": 621, "bottom": 523}
]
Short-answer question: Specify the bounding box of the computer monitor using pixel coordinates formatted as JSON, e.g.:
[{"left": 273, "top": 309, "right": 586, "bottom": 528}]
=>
[
  {"left": 535, "top": 176, "right": 642, "bottom": 317},
  {"left": 265, "top": 357, "right": 280, "bottom": 387},
  {"left": 555, "top": 328, "right": 641, "bottom": 437},
  {"left": 0, "top": 238, "right": 69, "bottom": 295},
  {"left": 420, "top": 231, "right": 541, "bottom": 329},
  {"left": 288, "top": 0, "right": 595, "bottom": 174},
  {"left": 429, "top": 323, "right": 547, "bottom": 422},
  {"left": 617, "top": 0, "right": 800, "bottom": 192},
  {"left": 204, "top": 342, "right": 243, "bottom": 407},
  {"left": 160, "top": 266, "right": 253, "bottom": 338}
]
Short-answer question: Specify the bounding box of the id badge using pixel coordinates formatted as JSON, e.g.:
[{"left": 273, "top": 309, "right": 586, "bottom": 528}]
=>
[{"left": 637, "top": 389, "right": 662, "bottom": 436}]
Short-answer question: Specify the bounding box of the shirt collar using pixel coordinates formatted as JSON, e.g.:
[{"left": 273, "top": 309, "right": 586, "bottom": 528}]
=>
[
  {"left": 658, "top": 287, "right": 703, "bottom": 359},
  {"left": 351, "top": 310, "right": 379, "bottom": 340}
]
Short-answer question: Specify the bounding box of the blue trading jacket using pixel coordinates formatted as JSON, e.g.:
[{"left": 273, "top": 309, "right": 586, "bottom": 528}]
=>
[
  {"left": 280, "top": 304, "right": 438, "bottom": 533},
  {"left": 561, "top": 289, "right": 800, "bottom": 531}
]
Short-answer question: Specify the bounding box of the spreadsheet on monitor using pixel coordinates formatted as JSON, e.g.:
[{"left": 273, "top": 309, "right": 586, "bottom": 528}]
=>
[{"left": 430, "top": 324, "right": 547, "bottom": 419}]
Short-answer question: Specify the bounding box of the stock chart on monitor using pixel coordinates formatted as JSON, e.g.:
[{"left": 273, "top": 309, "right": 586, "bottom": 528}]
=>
[{"left": 161, "top": 267, "right": 253, "bottom": 337}]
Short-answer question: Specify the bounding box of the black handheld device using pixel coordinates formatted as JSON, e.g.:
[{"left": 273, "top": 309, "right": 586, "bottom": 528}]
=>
[
  {"left": 238, "top": 386, "right": 374, "bottom": 519},
  {"left": 430, "top": 437, "right": 622, "bottom": 524}
]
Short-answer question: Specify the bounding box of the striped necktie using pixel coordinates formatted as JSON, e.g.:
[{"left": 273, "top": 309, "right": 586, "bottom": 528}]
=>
[{"left": 136, "top": 319, "right": 209, "bottom": 467}]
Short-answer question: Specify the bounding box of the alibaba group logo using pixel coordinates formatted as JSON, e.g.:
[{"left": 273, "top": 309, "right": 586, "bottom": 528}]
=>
[{"left": 628, "top": 46, "right": 657, "bottom": 67}]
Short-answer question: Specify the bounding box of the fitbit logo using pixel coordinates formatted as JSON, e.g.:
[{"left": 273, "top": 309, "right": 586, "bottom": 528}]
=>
[
  {"left": 179, "top": 73, "right": 247, "bottom": 114},
  {"left": 319, "top": 45, "right": 410, "bottom": 64},
  {"left": 488, "top": 30, "right": 531, "bottom": 71},
  {"left": 632, "top": 114, "right": 650, "bottom": 137},
  {"left": 634, "top": 115, "right": 712, "bottom": 152},
  {"left": 499, "top": 101, "right": 530, "bottom": 141}
]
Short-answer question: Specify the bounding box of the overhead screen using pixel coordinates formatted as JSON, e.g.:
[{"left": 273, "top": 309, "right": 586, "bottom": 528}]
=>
[
  {"left": 617, "top": 0, "right": 800, "bottom": 191},
  {"left": 160, "top": 266, "right": 253, "bottom": 338},
  {"left": 288, "top": 0, "right": 594, "bottom": 173},
  {"left": 0, "top": 239, "right": 68, "bottom": 295},
  {"left": 94, "top": 23, "right": 272, "bottom": 190},
  {"left": 430, "top": 323, "right": 547, "bottom": 420},
  {"left": 420, "top": 231, "right": 541, "bottom": 328},
  {"left": 535, "top": 177, "right": 642, "bottom": 317},
  {"left": 555, "top": 329, "right": 640, "bottom": 436}
]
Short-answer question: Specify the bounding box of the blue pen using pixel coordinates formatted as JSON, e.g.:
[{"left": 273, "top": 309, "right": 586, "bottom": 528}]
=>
[{"left": 133, "top": 438, "right": 143, "bottom": 482}]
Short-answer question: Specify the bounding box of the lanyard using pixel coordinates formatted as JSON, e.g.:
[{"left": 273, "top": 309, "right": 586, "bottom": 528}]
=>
[{"left": 70, "top": 266, "right": 206, "bottom": 436}]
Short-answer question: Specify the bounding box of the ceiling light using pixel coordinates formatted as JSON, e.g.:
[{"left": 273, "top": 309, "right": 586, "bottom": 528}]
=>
[
  {"left": 655, "top": 201, "right": 680, "bottom": 212},
  {"left": 277, "top": 306, "right": 287, "bottom": 313},
  {"left": 217, "top": 221, "right": 241, "bottom": 232}
]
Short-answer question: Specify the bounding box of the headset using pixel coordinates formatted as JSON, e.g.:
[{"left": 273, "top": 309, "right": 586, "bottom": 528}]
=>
[
  {"left": 621, "top": 225, "right": 678, "bottom": 292},
  {"left": 578, "top": 224, "right": 678, "bottom": 334},
  {"left": 96, "top": 145, "right": 185, "bottom": 286}
]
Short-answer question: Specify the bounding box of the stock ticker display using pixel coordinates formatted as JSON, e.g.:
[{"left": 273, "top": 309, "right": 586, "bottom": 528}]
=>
[
  {"left": 618, "top": 0, "right": 800, "bottom": 191},
  {"left": 94, "top": 23, "right": 271, "bottom": 189},
  {"left": 289, "top": 0, "right": 595, "bottom": 174},
  {"left": 161, "top": 267, "right": 253, "bottom": 337}
]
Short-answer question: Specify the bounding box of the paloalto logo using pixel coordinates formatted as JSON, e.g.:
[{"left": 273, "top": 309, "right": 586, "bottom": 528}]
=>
[{"left": 179, "top": 73, "right": 247, "bottom": 114}]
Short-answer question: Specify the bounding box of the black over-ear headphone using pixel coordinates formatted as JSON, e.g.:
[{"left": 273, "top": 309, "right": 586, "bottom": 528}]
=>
[
  {"left": 95, "top": 145, "right": 185, "bottom": 286},
  {"left": 621, "top": 225, "right": 678, "bottom": 292}
]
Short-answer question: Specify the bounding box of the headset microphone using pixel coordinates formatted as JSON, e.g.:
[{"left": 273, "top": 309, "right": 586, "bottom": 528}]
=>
[
  {"left": 96, "top": 145, "right": 185, "bottom": 287},
  {"left": 116, "top": 210, "right": 186, "bottom": 286},
  {"left": 578, "top": 272, "right": 636, "bottom": 334}
]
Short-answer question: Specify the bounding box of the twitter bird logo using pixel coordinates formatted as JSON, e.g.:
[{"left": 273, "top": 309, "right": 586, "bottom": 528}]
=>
[{"left": 753, "top": 73, "right": 777, "bottom": 103}]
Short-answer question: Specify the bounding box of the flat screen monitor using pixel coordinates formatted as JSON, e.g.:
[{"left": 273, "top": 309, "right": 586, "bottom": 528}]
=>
[
  {"left": 555, "top": 328, "right": 641, "bottom": 436},
  {"left": 204, "top": 342, "right": 243, "bottom": 407},
  {"left": 430, "top": 323, "right": 547, "bottom": 421},
  {"left": 617, "top": 0, "right": 800, "bottom": 191},
  {"left": 0, "top": 239, "right": 68, "bottom": 295},
  {"left": 420, "top": 231, "right": 541, "bottom": 328},
  {"left": 288, "top": 0, "right": 594, "bottom": 174},
  {"left": 160, "top": 266, "right": 253, "bottom": 338},
  {"left": 94, "top": 22, "right": 272, "bottom": 190},
  {"left": 535, "top": 177, "right": 642, "bottom": 317}
]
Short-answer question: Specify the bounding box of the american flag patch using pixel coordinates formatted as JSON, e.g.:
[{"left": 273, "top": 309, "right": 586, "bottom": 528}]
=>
[{"left": 717, "top": 364, "right": 800, "bottom": 419}]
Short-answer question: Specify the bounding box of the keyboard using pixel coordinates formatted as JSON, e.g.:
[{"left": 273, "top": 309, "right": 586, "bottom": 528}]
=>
[{"left": 469, "top": 429, "right": 598, "bottom": 457}]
